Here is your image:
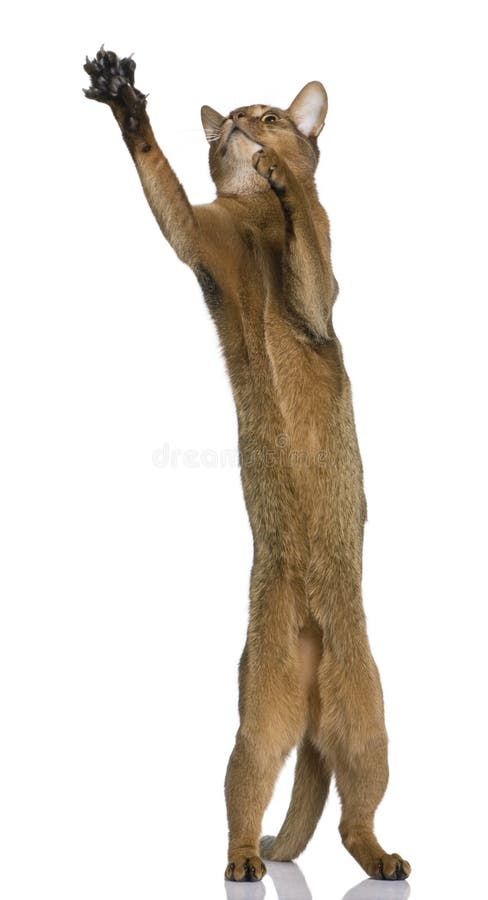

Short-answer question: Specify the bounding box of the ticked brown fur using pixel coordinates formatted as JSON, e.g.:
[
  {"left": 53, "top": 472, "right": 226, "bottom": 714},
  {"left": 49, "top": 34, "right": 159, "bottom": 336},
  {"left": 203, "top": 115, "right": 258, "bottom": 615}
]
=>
[{"left": 84, "top": 48, "right": 410, "bottom": 883}]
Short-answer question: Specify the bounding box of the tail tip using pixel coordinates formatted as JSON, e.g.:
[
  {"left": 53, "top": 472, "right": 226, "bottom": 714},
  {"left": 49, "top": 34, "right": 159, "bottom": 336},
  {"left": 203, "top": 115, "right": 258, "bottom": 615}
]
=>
[
  {"left": 259, "top": 835, "right": 276, "bottom": 860},
  {"left": 260, "top": 835, "right": 293, "bottom": 862}
]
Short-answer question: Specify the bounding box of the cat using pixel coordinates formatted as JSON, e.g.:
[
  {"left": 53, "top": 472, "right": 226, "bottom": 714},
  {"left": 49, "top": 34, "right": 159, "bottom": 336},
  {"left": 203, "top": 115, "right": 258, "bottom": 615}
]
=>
[{"left": 84, "top": 47, "right": 411, "bottom": 884}]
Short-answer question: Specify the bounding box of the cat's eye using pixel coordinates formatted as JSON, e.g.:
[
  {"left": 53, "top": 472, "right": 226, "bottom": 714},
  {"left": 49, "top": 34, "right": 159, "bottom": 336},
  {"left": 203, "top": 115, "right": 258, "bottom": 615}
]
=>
[{"left": 261, "top": 113, "right": 279, "bottom": 124}]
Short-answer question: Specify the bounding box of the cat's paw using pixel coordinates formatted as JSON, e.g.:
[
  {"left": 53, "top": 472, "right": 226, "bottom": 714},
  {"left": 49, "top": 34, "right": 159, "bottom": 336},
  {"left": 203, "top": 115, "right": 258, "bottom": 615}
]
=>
[
  {"left": 83, "top": 46, "right": 147, "bottom": 130},
  {"left": 225, "top": 855, "right": 267, "bottom": 882},
  {"left": 252, "top": 148, "right": 287, "bottom": 196},
  {"left": 373, "top": 852, "right": 411, "bottom": 880}
]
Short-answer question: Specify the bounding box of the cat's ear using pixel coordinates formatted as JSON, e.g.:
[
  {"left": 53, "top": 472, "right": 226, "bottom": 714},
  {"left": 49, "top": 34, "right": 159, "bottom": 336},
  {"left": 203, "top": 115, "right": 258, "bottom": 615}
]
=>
[
  {"left": 201, "top": 105, "right": 226, "bottom": 143},
  {"left": 287, "top": 82, "right": 328, "bottom": 138}
]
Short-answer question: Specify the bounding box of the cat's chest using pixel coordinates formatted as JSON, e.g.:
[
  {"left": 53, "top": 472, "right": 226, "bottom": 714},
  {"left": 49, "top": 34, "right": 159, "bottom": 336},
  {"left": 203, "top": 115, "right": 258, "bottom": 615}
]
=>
[
  {"left": 225, "top": 224, "right": 334, "bottom": 445},
  {"left": 237, "top": 286, "right": 327, "bottom": 449},
  {"left": 264, "top": 307, "right": 324, "bottom": 436},
  {"left": 236, "top": 228, "right": 307, "bottom": 362}
]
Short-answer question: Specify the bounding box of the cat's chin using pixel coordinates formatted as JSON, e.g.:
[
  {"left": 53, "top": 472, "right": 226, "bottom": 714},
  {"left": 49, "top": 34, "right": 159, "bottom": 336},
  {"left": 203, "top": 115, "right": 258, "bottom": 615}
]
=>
[{"left": 230, "top": 129, "right": 262, "bottom": 156}]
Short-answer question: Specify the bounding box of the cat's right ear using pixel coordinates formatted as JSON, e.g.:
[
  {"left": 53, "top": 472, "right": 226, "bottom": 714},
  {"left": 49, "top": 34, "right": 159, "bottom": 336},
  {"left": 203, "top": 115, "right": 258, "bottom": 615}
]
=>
[
  {"left": 201, "top": 105, "right": 226, "bottom": 143},
  {"left": 287, "top": 82, "right": 328, "bottom": 138}
]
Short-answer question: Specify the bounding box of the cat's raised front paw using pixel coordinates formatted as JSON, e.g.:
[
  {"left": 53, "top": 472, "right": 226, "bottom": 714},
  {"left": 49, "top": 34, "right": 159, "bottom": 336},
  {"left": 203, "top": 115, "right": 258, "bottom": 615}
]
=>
[{"left": 83, "top": 46, "right": 147, "bottom": 130}]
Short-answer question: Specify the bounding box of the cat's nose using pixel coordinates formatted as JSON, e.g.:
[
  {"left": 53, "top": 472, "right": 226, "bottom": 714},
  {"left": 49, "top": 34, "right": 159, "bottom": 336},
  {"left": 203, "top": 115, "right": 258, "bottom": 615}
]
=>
[{"left": 231, "top": 110, "right": 247, "bottom": 123}]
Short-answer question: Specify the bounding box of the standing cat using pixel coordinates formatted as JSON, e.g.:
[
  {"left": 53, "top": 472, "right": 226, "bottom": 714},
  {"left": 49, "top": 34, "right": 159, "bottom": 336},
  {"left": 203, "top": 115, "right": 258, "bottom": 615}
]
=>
[{"left": 84, "top": 48, "right": 411, "bottom": 883}]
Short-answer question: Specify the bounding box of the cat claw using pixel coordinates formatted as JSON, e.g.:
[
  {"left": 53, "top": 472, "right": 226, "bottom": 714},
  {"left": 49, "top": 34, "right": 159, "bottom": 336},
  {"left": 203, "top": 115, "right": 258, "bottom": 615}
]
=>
[{"left": 83, "top": 46, "right": 143, "bottom": 107}]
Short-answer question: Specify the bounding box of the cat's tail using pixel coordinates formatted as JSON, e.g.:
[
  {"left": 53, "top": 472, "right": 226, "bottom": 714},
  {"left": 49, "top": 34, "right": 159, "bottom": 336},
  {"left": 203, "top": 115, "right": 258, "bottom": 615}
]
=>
[{"left": 260, "top": 735, "right": 331, "bottom": 861}]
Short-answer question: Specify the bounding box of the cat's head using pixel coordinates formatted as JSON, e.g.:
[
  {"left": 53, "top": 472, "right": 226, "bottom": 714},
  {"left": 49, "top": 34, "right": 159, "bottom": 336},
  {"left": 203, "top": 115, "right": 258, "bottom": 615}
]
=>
[{"left": 201, "top": 82, "right": 328, "bottom": 196}]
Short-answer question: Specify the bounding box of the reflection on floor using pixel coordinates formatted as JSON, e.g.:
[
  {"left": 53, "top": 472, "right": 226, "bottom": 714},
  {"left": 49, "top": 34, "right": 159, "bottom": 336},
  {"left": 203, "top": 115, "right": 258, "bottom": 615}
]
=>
[
  {"left": 225, "top": 860, "right": 411, "bottom": 900},
  {"left": 342, "top": 875, "right": 411, "bottom": 900}
]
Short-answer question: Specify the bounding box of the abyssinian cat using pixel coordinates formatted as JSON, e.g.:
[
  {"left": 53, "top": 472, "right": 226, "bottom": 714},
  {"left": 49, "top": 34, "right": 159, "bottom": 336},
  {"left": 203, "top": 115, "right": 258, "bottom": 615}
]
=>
[{"left": 84, "top": 47, "right": 411, "bottom": 883}]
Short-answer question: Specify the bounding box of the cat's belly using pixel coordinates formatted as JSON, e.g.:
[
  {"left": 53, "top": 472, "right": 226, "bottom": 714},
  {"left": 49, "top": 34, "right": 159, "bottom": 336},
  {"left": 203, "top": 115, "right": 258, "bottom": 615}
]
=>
[
  {"left": 233, "top": 301, "right": 363, "bottom": 544},
  {"left": 263, "top": 312, "right": 342, "bottom": 461}
]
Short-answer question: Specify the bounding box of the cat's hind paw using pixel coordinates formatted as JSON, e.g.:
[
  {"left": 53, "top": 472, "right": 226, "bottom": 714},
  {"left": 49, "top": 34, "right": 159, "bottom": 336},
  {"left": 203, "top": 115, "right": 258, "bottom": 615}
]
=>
[
  {"left": 374, "top": 852, "right": 411, "bottom": 881},
  {"left": 225, "top": 855, "right": 267, "bottom": 882}
]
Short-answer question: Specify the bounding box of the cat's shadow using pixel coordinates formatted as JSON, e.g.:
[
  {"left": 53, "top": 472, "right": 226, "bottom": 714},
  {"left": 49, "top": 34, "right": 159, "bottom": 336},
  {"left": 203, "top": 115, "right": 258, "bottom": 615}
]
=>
[{"left": 224, "top": 860, "right": 411, "bottom": 900}]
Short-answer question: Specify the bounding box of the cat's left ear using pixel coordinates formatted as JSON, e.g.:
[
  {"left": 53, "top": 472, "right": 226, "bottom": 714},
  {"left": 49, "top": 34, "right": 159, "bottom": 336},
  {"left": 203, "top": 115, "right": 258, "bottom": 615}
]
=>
[
  {"left": 287, "top": 82, "right": 328, "bottom": 138},
  {"left": 201, "top": 105, "right": 226, "bottom": 143}
]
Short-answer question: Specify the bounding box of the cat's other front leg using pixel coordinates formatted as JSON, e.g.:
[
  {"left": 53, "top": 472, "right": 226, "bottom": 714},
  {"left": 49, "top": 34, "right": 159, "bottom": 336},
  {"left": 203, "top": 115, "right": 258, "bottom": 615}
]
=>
[{"left": 252, "top": 148, "right": 332, "bottom": 342}]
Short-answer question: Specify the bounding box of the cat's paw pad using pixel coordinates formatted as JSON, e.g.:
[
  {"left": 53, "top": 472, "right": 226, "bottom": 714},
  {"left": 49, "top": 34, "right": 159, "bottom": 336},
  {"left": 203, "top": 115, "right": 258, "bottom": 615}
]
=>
[
  {"left": 83, "top": 46, "right": 146, "bottom": 126},
  {"left": 374, "top": 852, "right": 411, "bottom": 880},
  {"left": 252, "top": 148, "right": 287, "bottom": 195},
  {"left": 225, "top": 855, "right": 267, "bottom": 882}
]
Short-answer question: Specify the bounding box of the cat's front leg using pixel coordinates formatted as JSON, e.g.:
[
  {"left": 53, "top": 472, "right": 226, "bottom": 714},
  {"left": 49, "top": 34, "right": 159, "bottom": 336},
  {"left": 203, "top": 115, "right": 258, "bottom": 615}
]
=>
[
  {"left": 84, "top": 47, "right": 199, "bottom": 266},
  {"left": 252, "top": 147, "right": 333, "bottom": 343}
]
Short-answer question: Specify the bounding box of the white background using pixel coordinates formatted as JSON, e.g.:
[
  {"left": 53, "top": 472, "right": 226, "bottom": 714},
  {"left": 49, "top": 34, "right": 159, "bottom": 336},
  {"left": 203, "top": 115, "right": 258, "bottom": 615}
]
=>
[{"left": 1, "top": 2, "right": 487, "bottom": 898}]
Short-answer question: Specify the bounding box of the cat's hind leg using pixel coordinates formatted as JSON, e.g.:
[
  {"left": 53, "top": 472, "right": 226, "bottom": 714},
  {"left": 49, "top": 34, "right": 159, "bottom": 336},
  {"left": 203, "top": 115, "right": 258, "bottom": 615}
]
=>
[
  {"left": 224, "top": 572, "right": 310, "bottom": 882},
  {"left": 316, "top": 642, "right": 411, "bottom": 880}
]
